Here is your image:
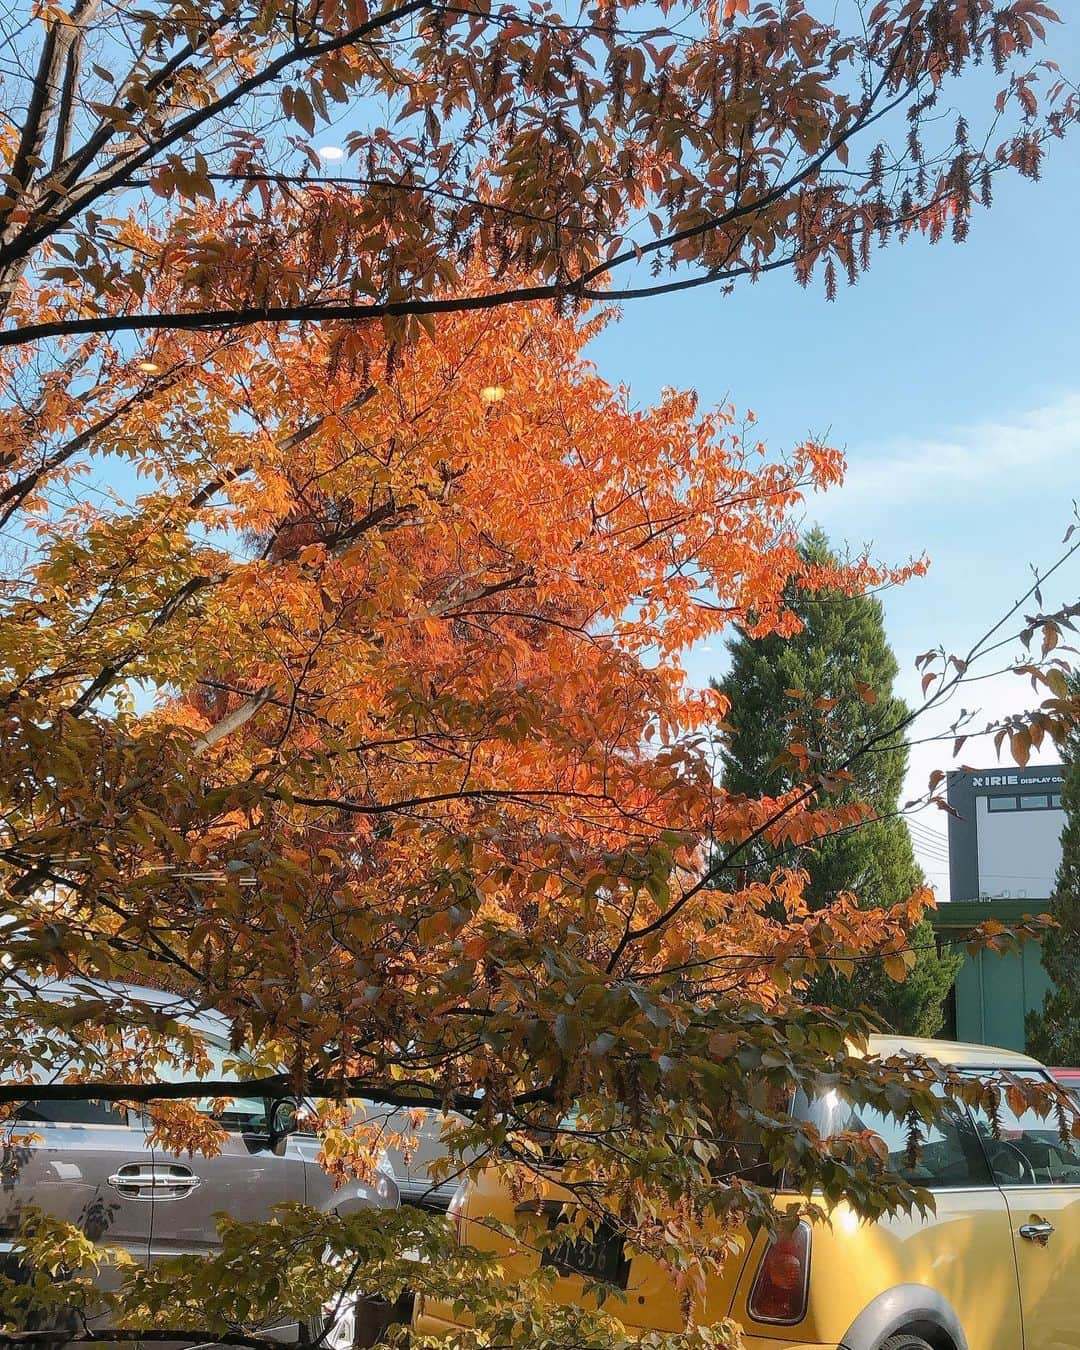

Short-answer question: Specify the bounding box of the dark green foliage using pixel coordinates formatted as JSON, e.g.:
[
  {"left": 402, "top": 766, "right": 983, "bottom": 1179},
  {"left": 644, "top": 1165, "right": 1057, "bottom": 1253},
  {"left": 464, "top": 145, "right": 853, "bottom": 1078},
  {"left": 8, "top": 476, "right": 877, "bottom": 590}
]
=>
[
  {"left": 714, "top": 527, "right": 961, "bottom": 1036},
  {"left": 1026, "top": 710, "right": 1080, "bottom": 1065}
]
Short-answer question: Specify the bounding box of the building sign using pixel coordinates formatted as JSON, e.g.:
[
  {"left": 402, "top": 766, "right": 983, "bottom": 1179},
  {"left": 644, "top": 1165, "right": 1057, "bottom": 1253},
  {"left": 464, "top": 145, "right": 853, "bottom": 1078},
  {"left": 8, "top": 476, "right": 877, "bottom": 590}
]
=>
[{"left": 969, "top": 770, "right": 1064, "bottom": 790}]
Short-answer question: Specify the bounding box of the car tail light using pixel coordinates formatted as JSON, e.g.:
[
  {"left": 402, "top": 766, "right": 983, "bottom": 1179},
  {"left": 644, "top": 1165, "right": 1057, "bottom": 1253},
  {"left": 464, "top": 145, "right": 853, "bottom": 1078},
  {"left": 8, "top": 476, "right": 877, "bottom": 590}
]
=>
[{"left": 747, "top": 1222, "right": 811, "bottom": 1325}]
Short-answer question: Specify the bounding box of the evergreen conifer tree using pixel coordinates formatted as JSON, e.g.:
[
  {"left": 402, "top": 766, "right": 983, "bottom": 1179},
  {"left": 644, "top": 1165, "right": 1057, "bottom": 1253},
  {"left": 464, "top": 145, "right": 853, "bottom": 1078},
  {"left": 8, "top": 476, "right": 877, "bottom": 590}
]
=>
[
  {"left": 714, "top": 527, "right": 961, "bottom": 1035},
  {"left": 1025, "top": 711, "right": 1080, "bottom": 1064}
]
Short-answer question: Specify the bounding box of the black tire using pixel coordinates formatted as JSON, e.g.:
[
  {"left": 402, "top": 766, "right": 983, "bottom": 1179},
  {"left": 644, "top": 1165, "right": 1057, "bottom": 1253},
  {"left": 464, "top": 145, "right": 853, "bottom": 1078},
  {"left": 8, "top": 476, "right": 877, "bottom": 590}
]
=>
[{"left": 879, "top": 1336, "right": 937, "bottom": 1350}]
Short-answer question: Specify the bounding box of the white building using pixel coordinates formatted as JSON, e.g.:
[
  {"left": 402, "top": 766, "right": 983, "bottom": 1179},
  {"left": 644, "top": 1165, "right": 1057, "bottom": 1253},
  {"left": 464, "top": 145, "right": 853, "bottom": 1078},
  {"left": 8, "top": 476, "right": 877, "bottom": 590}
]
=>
[{"left": 946, "top": 765, "right": 1065, "bottom": 901}]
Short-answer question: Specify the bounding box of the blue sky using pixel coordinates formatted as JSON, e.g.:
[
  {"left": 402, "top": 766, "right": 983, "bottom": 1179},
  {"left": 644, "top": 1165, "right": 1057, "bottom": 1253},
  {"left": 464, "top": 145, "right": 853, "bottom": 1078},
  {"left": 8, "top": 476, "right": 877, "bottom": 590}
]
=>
[{"left": 582, "top": 65, "right": 1080, "bottom": 894}]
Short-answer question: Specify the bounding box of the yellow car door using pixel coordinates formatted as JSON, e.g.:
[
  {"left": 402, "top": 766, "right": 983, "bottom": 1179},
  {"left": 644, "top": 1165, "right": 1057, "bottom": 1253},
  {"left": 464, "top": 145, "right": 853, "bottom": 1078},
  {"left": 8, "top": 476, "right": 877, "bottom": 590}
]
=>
[{"left": 974, "top": 1072, "right": 1080, "bottom": 1350}]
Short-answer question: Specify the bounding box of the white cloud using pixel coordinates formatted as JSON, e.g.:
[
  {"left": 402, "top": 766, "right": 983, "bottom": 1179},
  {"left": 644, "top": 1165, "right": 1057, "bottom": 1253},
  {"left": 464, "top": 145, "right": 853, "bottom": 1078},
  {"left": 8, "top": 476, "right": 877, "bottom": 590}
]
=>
[
  {"left": 318, "top": 146, "right": 345, "bottom": 162},
  {"left": 814, "top": 389, "right": 1080, "bottom": 519}
]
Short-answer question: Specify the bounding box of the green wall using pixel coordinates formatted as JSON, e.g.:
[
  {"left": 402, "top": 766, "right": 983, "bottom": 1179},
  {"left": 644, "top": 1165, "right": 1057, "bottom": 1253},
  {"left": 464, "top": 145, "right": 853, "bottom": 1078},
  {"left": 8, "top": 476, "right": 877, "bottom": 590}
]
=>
[
  {"left": 950, "top": 943, "right": 1052, "bottom": 1051},
  {"left": 932, "top": 901, "right": 1053, "bottom": 1053}
]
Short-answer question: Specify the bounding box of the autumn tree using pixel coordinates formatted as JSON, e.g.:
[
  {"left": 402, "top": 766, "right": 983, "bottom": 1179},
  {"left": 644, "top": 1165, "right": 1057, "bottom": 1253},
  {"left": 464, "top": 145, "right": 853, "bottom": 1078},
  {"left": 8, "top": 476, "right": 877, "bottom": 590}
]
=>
[
  {"left": 0, "top": 293, "right": 958, "bottom": 1345},
  {"left": 0, "top": 1, "right": 1078, "bottom": 1346},
  {"left": 0, "top": 284, "right": 1074, "bottom": 1346},
  {"left": 713, "top": 527, "right": 961, "bottom": 1036}
]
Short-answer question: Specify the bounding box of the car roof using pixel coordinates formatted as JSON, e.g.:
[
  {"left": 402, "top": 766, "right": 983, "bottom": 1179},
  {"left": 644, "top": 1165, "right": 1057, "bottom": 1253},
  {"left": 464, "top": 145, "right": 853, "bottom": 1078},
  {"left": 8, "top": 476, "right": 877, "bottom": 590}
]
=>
[
  {"left": 10, "top": 977, "right": 231, "bottom": 1040},
  {"left": 868, "top": 1033, "right": 1044, "bottom": 1070}
]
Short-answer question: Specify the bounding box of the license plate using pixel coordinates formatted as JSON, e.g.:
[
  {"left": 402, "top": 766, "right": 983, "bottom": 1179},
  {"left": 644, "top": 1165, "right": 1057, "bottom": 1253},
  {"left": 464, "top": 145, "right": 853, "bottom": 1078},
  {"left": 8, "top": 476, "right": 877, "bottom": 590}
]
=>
[{"left": 541, "top": 1216, "right": 629, "bottom": 1288}]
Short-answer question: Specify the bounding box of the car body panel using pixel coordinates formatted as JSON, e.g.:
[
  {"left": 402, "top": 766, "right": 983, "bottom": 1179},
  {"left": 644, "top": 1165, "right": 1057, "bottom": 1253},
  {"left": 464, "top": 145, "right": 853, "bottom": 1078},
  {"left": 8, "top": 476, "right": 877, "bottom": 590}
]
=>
[
  {"left": 0, "top": 1105, "right": 155, "bottom": 1261},
  {"left": 145, "top": 1130, "right": 311, "bottom": 1260},
  {"left": 425, "top": 1162, "right": 756, "bottom": 1334},
  {"left": 971, "top": 1066, "right": 1080, "bottom": 1348},
  {"left": 377, "top": 1109, "right": 470, "bottom": 1211},
  {"left": 748, "top": 1198, "right": 1017, "bottom": 1349},
  {"left": 146, "top": 1126, "right": 395, "bottom": 1257},
  {"left": 412, "top": 1304, "right": 474, "bottom": 1338},
  {"left": 427, "top": 1179, "right": 1022, "bottom": 1348},
  {"left": 743, "top": 1343, "right": 837, "bottom": 1350}
]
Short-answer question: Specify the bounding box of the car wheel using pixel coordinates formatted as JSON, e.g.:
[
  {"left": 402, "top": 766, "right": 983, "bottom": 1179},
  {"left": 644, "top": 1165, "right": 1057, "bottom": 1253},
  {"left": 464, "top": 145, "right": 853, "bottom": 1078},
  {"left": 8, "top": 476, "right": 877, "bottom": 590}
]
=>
[
  {"left": 304, "top": 1295, "right": 362, "bottom": 1350},
  {"left": 310, "top": 1294, "right": 360, "bottom": 1350},
  {"left": 879, "top": 1336, "right": 936, "bottom": 1350}
]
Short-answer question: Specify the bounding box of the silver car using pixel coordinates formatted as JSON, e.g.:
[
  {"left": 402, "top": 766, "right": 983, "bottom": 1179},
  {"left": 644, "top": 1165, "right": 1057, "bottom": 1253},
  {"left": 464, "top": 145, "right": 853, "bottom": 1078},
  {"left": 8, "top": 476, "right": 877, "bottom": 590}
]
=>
[{"left": 0, "top": 982, "right": 400, "bottom": 1346}]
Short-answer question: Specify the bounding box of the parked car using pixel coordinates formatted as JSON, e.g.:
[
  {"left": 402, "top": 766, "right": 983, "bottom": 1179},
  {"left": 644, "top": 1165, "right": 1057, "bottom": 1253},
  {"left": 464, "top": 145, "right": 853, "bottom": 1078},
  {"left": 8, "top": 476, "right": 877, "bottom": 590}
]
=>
[
  {"left": 1051, "top": 1066, "right": 1080, "bottom": 1104},
  {"left": 0, "top": 981, "right": 400, "bottom": 1348},
  {"left": 414, "top": 1034, "right": 1080, "bottom": 1350}
]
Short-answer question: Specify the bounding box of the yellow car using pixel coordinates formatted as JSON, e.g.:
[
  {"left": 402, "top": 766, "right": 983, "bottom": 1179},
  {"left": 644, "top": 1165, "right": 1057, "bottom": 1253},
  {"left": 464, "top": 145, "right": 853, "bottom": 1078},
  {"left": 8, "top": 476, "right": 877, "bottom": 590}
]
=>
[{"left": 414, "top": 1036, "right": 1080, "bottom": 1350}]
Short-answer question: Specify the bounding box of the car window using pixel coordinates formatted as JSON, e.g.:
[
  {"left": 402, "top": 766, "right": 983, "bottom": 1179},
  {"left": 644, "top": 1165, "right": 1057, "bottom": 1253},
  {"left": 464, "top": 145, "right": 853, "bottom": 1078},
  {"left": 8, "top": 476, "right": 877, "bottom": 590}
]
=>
[
  {"left": 969, "top": 1072, "right": 1080, "bottom": 1187},
  {"left": 1055, "top": 1076, "right": 1080, "bottom": 1107},
  {"left": 847, "top": 1100, "right": 992, "bottom": 1189},
  {"left": 541, "top": 1104, "right": 782, "bottom": 1184},
  {"left": 155, "top": 1038, "right": 270, "bottom": 1134},
  {"left": 799, "top": 1089, "right": 992, "bottom": 1190},
  {"left": 14, "top": 1098, "right": 130, "bottom": 1128},
  {"left": 711, "top": 1098, "right": 790, "bottom": 1188}
]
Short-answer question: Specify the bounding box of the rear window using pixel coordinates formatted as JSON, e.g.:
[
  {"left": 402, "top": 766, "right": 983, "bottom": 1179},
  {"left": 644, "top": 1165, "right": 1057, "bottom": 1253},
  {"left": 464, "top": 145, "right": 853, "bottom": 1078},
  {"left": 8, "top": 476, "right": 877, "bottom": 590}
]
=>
[
  {"left": 545, "top": 1106, "right": 784, "bottom": 1184},
  {"left": 709, "top": 1082, "right": 795, "bottom": 1188}
]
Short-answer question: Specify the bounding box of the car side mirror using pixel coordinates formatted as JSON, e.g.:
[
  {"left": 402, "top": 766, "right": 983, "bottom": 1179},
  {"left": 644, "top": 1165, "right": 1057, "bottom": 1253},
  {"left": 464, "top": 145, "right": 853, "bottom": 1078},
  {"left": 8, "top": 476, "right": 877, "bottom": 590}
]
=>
[{"left": 268, "top": 1097, "right": 300, "bottom": 1154}]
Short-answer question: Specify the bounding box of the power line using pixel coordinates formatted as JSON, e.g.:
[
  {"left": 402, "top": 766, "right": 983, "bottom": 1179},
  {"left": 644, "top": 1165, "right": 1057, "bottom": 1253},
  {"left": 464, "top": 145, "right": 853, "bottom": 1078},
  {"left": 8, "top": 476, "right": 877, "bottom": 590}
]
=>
[
  {"left": 907, "top": 832, "right": 949, "bottom": 855},
  {"left": 908, "top": 821, "right": 948, "bottom": 840},
  {"left": 907, "top": 820, "right": 949, "bottom": 844}
]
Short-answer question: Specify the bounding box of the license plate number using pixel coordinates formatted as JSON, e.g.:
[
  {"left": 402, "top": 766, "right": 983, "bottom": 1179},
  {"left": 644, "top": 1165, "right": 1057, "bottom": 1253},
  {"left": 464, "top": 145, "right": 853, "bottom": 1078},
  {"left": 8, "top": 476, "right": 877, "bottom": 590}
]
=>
[{"left": 541, "top": 1218, "right": 629, "bottom": 1288}]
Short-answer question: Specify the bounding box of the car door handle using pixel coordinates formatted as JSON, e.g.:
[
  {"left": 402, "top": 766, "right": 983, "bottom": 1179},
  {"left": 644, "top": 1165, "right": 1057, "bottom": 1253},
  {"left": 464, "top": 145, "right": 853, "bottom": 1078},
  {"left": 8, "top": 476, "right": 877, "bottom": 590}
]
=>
[
  {"left": 1019, "top": 1221, "right": 1055, "bottom": 1243},
  {"left": 108, "top": 1164, "right": 202, "bottom": 1202}
]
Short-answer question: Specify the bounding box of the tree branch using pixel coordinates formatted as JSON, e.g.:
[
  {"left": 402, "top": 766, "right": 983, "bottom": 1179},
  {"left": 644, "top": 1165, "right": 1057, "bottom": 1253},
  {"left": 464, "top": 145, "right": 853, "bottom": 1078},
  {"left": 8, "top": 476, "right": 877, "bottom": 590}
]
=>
[
  {"left": 189, "top": 686, "right": 274, "bottom": 755},
  {"left": 0, "top": 0, "right": 431, "bottom": 284},
  {"left": 0, "top": 1073, "right": 553, "bottom": 1112}
]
